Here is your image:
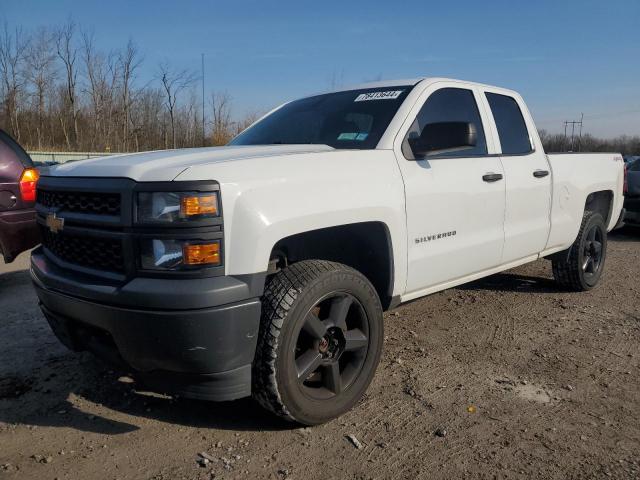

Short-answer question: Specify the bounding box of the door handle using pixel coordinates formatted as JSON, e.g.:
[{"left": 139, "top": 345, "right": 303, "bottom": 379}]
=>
[
  {"left": 482, "top": 173, "right": 503, "bottom": 182},
  {"left": 533, "top": 170, "right": 549, "bottom": 178}
]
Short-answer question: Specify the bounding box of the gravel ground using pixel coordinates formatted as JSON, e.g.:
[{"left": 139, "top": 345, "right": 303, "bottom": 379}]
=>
[{"left": 1, "top": 229, "right": 639, "bottom": 479}]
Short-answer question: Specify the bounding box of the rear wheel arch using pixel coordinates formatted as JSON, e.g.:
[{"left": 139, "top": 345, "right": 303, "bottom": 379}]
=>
[
  {"left": 585, "top": 190, "right": 614, "bottom": 226},
  {"left": 548, "top": 190, "right": 614, "bottom": 264}
]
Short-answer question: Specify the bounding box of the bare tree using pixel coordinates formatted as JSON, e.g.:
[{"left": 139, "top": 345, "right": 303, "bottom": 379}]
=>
[
  {"left": 118, "top": 38, "right": 141, "bottom": 151},
  {"left": 0, "top": 22, "right": 29, "bottom": 140},
  {"left": 103, "top": 51, "right": 120, "bottom": 150},
  {"left": 184, "top": 88, "right": 202, "bottom": 146},
  {"left": 25, "top": 26, "right": 57, "bottom": 149},
  {"left": 210, "top": 91, "right": 233, "bottom": 145},
  {"left": 129, "top": 86, "right": 164, "bottom": 151},
  {"left": 81, "top": 29, "right": 119, "bottom": 151},
  {"left": 157, "top": 62, "right": 195, "bottom": 148},
  {"left": 80, "top": 30, "right": 100, "bottom": 149},
  {"left": 55, "top": 19, "right": 79, "bottom": 149}
]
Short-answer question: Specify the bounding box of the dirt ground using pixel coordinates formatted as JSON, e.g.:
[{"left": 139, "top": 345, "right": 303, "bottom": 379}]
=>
[{"left": 1, "top": 229, "right": 639, "bottom": 480}]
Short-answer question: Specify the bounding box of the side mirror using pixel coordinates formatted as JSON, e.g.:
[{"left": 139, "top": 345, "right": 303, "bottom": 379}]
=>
[{"left": 408, "top": 122, "right": 477, "bottom": 158}]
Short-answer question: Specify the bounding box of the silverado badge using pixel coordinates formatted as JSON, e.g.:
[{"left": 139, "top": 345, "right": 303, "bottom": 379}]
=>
[{"left": 46, "top": 212, "right": 64, "bottom": 234}]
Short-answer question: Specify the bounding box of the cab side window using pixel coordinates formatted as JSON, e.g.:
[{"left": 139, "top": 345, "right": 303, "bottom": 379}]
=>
[
  {"left": 404, "top": 88, "right": 488, "bottom": 158},
  {"left": 485, "top": 92, "right": 533, "bottom": 154}
]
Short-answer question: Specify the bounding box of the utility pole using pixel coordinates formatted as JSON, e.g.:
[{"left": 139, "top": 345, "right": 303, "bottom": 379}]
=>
[
  {"left": 578, "top": 112, "right": 584, "bottom": 152},
  {"left": 201, "top": 53, "right": 205, "bottom": 146},
  {"left": 563, "top": 116, "right": 584, "bottom": 152}
]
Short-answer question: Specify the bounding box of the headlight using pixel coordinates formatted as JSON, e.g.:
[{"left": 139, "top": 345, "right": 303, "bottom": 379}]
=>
[
  {"left": 140, "top": 239, "right": 221, "bottom": 270},
  {"left": 137, "top": 191, "right": 219, "bottom": 223}
]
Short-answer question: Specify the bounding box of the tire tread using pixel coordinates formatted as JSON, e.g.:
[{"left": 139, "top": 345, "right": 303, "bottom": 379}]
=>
[
  {"left": 552, "top": 210, "right": 604, "bottom": 291},
  {"left": 252, "top": 260, "right": 361, "bottom": 422}
]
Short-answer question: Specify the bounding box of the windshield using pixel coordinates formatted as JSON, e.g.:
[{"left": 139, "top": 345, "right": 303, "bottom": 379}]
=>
[{"left": 229, "top": 86, "right": 414, "bottom": 149}]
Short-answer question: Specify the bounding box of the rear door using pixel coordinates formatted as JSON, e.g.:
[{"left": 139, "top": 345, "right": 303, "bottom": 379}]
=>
[
  {"left": 480, "top": 90, "right": 551, "bottom": 263},
  {"left": 393, "top": 83, "right": 506, "bottom": 297}
]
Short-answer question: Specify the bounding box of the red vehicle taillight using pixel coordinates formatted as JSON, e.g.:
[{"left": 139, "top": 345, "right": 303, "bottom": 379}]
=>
[
  {"left": 19, "top": 168, "right": 39, "bottom": 202},
  {"left": 623, "top": 163, "right": 628, "bottom": 195}
]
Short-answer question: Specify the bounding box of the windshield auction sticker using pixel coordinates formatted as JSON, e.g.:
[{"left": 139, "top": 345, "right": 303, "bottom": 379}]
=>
[{"left": 354, "top": 90, "right": 404, "bottom": 102}]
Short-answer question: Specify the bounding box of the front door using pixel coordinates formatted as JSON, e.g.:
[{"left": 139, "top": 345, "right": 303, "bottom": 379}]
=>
[{"left": 395, "top": 85, "right": 506, "bottom": 296}]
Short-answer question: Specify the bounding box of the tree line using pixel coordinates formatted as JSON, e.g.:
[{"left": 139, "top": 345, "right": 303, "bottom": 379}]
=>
[
  {"left": 0, "top": 20, "right": 257, "bottom": 153},
  {"left": 538, "top": 130, "right": 639, "bottom": 156},
  {"left": 1, "top": 20, "right": 638, "bottom": 155}
]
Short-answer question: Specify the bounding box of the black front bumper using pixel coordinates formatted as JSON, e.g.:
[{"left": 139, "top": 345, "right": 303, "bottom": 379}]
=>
[{"left": 31, "top": 248, "right": 265, "bottom": 401}]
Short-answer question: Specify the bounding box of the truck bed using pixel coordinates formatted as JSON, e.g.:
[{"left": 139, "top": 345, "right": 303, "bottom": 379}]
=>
[{"left": 544, "top": 152, "right": 624, "bottom": 253}]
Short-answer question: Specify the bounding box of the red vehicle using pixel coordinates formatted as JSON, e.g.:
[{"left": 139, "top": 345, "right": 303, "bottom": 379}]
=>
[{"left": 0, "top": 129, "right": 40, "bottom": 263}]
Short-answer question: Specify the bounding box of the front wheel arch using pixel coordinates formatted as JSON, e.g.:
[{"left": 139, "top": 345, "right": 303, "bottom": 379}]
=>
[{"left": 267, "top": 222, "right": 395, "bottom": 310}]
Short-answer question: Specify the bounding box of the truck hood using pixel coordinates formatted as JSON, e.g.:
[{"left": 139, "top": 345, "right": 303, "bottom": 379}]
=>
[{"left": 47, "top": 145, "right": 335, "bottom": 182}]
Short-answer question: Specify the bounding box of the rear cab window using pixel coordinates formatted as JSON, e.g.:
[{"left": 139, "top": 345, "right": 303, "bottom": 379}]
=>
[{"left": 485, "top": 93, "right": 533, "bottom": 155}]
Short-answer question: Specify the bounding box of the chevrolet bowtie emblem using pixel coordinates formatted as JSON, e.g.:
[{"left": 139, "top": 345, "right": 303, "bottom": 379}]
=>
[{"left": 46, "top": 212, "right": 64, "bottom": 234}]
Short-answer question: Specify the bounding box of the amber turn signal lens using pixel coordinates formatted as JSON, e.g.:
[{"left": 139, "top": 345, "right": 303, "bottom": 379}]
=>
[
  {"left": 182, "top": 242, "right": 221, "bottom": 266},
  {"left": 180, "top": 194, "right": 218, "bottom": 217}
]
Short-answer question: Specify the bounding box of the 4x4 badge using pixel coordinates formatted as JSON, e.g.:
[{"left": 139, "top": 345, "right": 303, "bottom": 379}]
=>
[{"left": 46, "top": 212, "right": 64, "bottom": 234}]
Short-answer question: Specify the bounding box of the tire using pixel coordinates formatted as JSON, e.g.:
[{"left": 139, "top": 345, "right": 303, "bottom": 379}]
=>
[
  {"left": 552, "top": 211, "right": 607, "bottom": 291},
  {"left": 252, "top": 260, "right": 383, "bottom": 425}
]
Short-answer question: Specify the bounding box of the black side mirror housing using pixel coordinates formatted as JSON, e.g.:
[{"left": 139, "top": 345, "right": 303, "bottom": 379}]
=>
[{"left": 408, "top": 122, "right": 477, "bottom": 158}]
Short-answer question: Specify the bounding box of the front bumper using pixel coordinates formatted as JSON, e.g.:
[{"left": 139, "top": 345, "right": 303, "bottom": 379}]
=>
[{"left": 31, "top": 248, "right": 265, "bottom": 401}]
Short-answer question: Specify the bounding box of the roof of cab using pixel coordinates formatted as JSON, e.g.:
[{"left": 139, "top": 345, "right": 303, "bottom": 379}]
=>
[{"left": 325, "top": 77, "right": 517, "bottom": 96}]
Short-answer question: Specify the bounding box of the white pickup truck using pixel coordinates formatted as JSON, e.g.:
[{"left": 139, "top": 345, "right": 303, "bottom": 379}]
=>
[{"left": 32, "top": 78, "right": 624, "bottom": 425}]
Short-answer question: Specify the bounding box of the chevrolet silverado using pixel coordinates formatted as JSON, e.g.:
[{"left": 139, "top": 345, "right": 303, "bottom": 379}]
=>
[{"left": 31, "top": 78, "right": 625, "bottom": 425}]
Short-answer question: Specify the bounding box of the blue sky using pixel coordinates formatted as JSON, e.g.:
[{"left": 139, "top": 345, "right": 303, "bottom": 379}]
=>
[{"left": 3, "top": 0, "right": 639, "bottom": 137}]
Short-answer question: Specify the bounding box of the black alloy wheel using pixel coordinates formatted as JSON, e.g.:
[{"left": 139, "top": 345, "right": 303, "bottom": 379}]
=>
[
  {"left": 295, "top": 292, "right": 369, "bottom": 400},
  {"left": 581, "top": 223, "right": 604, "bottom": 280}
]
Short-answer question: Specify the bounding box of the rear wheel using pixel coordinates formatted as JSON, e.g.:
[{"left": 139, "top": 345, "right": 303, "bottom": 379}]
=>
[
  {"left": 552, "top": 211, "right": 607, "bottom": 291},
  {"left": 252, "top": 260, "right": 383, "bottom": 425}
]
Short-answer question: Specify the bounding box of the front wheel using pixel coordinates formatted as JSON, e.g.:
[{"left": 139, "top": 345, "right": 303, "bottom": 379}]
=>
[
  {"left": 252, "top": 260, "right": 383, "bottom": 425},
  {"left": 552, "top": 211, "right": 607, "bottom": 291}
]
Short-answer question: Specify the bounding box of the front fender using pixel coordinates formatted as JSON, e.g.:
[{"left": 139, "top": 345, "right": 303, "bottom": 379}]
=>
[{"left": 174, "top": 150, "right": 407, "bottom": 296}]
